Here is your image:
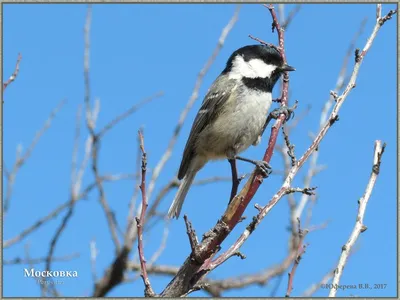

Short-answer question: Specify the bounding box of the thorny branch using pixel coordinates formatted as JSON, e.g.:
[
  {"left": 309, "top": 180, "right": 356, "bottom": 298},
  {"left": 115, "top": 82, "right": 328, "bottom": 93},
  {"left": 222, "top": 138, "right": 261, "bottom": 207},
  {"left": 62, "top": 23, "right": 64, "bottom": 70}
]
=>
[{"left": 329, "top": 141, "right": 386, "bottom": 297}]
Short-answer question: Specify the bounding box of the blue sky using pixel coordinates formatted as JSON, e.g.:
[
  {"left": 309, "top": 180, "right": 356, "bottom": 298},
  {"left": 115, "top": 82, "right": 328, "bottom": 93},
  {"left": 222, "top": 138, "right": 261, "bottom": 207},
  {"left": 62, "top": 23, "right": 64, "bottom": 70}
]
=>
[{"left": 3, "top": 3, "right": 397, "bottom": 297}]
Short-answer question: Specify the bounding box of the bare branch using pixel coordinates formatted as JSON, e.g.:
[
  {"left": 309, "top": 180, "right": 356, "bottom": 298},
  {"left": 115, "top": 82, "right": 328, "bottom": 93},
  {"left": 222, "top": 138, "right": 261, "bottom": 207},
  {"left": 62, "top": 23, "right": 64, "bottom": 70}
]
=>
[
  {"left": 302, "top": 269, "right": 334, "bottom": 297},
  {"left": 71, "top": 105, "right": 82, "bottom": 191},
  {"left": 293, "top": 16, "right": 368, "bottom": 225},
  {"left": 3, "top": 53, "right": 22, "bottom": 92},
  {"left": 4, "top": 253, "right": 79, "bottom": 265},
  {"left": 160, "top": 6, "right": 293, "bottom": 296},
  {"left": 4, "top": 99, "right": 66, "bottom": 216},
  {"left": 213, "top": 7, "right": 390, "bottom": 271},
  {"left": 377, "top": 5, "right": 397, "bottom": 25},
  {"left": 136, "top": 130, "right": 156, "bottom": 297},
  {"left": 329, "top": 141, "right": 385, "bottom": 297},
  {"left": 286, "top": 222, "right": 309, "bottom": 297},
  {"left": 82, "top": 5, "right": 121, "bottom": 251},
  {"left": 159, "top": 6, "right": 394, "bottom": 296},
  {"left": 286, "top": 187, "right": 317, "bottom": 196},
  {"left": 129, "top": 262, "right": 179, "bottom": 276},
  {"left": 4, "top": 173, "right": 134, "bottom": 249},
  {"left": 148, "top": 221, "right": 170, "bottom": 265},
  {"left": 282, "top": 5, "right": 302, "bottom": 30},
  {"left": 282, "top": 127, "right": 296, "bottom": 166},
  {"left": 124, "top": 131, "right": 143, "bottom": 248},
  {"left": 4, "top": 201, "right": 69, "bottom": 248},
  {"left": 184, "top": 215, "right": 199, "bottom": 254},
  {"left": 90, "top": 239, "right": 99, "bottom": 284},
  {"left": 97, "top": 91, "right": 164, "bottom": 139}
]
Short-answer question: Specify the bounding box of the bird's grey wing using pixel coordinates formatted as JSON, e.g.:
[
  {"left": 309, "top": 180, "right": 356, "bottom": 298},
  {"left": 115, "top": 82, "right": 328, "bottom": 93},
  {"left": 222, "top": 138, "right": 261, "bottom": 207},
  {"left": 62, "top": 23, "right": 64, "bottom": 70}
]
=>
[{"left": 178, "top": 77, "right": 237, "bottom": 179}]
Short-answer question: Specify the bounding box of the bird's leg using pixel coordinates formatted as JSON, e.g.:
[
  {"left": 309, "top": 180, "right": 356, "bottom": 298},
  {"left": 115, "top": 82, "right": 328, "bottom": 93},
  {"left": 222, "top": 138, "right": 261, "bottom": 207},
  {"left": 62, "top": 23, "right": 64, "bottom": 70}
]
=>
[
  {"left": 235, "top": 156, "right": 272, "bottom": 178},
  {"left": 261, "top": 105, "right": 295, "bottom": 136},
  {"left": 228, "top": 158, "right": 240, "bottom": 203}
]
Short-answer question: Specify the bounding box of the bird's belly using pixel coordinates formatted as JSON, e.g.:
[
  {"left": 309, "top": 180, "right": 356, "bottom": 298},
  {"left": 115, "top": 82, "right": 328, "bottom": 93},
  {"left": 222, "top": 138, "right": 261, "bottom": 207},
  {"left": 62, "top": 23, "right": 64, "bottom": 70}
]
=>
[{"left": 196, "top": 92, "right": 272, "bottom": 159}]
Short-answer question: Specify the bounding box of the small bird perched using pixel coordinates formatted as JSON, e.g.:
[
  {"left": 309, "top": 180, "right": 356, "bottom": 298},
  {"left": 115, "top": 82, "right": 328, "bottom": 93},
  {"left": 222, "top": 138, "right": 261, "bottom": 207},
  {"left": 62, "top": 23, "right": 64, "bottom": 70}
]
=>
[{"left": 168, "top": 44, "right": 295, "bottom": 218}]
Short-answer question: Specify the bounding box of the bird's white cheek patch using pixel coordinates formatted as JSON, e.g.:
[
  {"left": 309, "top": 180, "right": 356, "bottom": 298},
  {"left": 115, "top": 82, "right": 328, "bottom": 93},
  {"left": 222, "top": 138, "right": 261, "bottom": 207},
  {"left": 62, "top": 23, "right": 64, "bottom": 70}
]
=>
[
  {"left": 248, "top": 59, "right": 277, "bottom": 78},
  {"left": 229, "top": 56, "right": 277, "bottom": 79}
]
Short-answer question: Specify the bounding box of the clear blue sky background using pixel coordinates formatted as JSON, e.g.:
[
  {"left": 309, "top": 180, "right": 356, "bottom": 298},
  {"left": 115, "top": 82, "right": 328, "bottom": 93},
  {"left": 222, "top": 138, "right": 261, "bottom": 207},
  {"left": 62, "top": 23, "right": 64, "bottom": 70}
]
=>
[{"left": 3, "top": 3, "right": 397, "bottom": 297}]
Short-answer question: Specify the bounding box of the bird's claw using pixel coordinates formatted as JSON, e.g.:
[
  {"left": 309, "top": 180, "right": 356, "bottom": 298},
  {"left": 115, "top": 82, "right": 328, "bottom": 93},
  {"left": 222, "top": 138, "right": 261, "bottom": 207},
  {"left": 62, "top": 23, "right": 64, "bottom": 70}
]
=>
[
  {"left": 254, "top": 160, "right": 272, "bottom": 178},
  {"left": 270, "top": 105, "right": 295, "bottom": 122}
]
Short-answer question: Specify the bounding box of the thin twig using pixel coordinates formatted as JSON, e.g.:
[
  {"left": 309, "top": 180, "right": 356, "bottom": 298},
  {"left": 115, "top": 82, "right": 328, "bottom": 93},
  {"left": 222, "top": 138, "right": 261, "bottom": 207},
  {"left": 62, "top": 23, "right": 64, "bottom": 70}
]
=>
[
  {"left": 282, "top": 127, "right": 296, "bottom": 166},
  {"left": 286, "top": 187, "right": 317, "bottom": 196},
  {"left": 329, "top": 141, "right": 386, "bottom": 297},
  {"left": 184, "top": 215, "right": 199, "bottom": 253},
  {"left": 124, "top": 131, "right": 143, "bottom": 248},
  {"left": 148, "top": 220, "right": 170, "bottom": 265},
  {"left": 90, "top": 239, "right": 98, "bottom": 283},
  {"left": 4, "top": 100, "right": 66, "bottom": 216},
  {"left": 282, "top": 5, "right": 302, "bottom": 30},
  {"left": 3, "top": 53, "right": 22, "bottom": 91},
  {"left": 97, "top": 92, "right": 164, "bottom": 139},
  {"left": 136, "top": 130, "right": 156, "bottom": 297},
  {"left": 302, "top": 269, "right": 334, "bottom": 297},
  {"left": 292, "top": 17, "right": 367, "bottom": 225},
  {"left": 4, "top": 253, "right": 79, "bottom": 265},
  {"left": 44, "top": 103, "right": 95, "bottom": 284},
  {"left": 83, "top": 5, "right": 121, "bottom": 251},
  {"left": 285, "top": 222, "right": 309, "bottom": 297},
  {"left": 3, "top": 173, "right": 133, "bottom": 249}
]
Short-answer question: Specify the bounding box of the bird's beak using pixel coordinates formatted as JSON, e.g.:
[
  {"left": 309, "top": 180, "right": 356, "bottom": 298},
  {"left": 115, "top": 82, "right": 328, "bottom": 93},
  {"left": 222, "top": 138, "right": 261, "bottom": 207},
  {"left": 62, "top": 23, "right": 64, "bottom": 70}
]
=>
[{"left": 281, "top": 64, "right": 296, "bottom": 72}]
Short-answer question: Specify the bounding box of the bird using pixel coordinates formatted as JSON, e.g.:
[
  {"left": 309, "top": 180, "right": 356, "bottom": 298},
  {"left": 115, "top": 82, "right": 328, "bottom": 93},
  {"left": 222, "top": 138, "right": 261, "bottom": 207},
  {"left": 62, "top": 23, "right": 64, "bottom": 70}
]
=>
[{"left": 168, "top": 44, "right": 295, "bottom": 218}]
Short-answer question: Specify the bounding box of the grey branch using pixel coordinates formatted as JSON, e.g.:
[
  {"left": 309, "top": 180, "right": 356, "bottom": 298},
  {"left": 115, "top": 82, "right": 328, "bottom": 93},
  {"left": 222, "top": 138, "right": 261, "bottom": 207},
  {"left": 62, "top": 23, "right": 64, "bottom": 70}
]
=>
[
  {"left": 4, "top": 99, "right": 66, "bottom": 216},
  {"left": 328, "top": 141, "right": 385, "bottom": 297},
  {"left": 4, "top": 253, "right": 79, "bottom": 265}
]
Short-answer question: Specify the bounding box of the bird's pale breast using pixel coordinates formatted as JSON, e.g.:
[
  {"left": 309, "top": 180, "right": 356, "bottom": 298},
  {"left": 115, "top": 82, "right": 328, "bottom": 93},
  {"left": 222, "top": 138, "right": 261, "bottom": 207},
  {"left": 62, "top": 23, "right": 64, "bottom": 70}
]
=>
[{"left": 196, "top": 88, "right": 272, "bottom": 159}]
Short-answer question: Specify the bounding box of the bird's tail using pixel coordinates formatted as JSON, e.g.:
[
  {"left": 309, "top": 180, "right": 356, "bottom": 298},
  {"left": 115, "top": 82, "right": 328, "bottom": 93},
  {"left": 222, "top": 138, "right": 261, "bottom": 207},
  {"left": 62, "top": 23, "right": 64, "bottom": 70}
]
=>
[{"left": 168, "top": 171, "right": 196, "bottom": 219}]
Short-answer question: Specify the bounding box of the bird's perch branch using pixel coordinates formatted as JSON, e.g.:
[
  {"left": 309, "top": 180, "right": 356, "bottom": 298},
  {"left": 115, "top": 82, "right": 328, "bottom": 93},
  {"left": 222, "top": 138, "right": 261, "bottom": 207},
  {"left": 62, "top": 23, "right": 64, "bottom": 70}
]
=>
[
  {"left": 160, "top": 5, "right": 394, "bottom": 297},
  {"left": 160, "top": 5, "right": 292, "bottom": 296},
  {"left": 329, "top": 140, "right": 386, "bottom": 297}
]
